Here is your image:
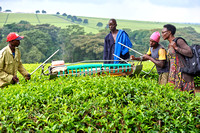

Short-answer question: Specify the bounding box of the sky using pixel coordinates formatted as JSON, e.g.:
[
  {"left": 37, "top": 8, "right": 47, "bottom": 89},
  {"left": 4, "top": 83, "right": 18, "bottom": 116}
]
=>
[{"left": 0, "top": 0, "right": 200, "bottom": 23}]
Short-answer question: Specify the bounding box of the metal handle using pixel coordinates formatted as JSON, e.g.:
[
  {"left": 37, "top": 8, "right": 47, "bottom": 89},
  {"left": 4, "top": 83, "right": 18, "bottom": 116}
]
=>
[
  {"left": 118, "top": 42, "right": 143, "bottom": 56},
  {"left": 30, "top": 49, "right": 59, "bottom": 75}
]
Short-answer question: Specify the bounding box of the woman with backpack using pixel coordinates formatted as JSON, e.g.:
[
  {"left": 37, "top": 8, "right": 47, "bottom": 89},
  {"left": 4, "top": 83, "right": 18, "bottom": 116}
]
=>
[{"left": 161, "top": 24, "right": 195, "bottom": 94}]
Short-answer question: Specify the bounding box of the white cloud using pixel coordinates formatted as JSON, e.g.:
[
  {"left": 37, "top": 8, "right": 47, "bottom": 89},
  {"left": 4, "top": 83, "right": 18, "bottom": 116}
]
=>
[{"left": 148, "top": 0, "right": 200, "bottom": 8}]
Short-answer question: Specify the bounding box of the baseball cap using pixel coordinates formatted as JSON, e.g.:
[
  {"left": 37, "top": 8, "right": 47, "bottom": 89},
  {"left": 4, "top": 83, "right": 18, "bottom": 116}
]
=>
[{"left": 6, "top": 32, "right": 24, "bottom": 42}]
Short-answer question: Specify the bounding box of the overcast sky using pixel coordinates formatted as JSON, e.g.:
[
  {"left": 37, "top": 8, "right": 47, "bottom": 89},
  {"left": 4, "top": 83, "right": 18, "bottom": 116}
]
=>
[{"left": 0, "top": 0, "right": 200, "bottom": 23}]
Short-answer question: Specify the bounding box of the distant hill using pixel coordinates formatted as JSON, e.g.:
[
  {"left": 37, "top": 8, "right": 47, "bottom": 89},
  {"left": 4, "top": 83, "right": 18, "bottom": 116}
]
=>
[{"left": 0, "top": 12, "right": 200, "bottom": 33}]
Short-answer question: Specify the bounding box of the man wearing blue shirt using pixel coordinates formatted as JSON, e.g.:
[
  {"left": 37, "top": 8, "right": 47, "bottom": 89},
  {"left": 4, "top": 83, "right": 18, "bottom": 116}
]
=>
[{"left": 103, "top": 19, "right": 132, "bottom": 64}]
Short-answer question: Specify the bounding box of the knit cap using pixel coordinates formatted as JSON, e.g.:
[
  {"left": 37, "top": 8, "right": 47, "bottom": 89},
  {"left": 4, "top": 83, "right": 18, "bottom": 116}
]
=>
[{"left": 150, "top": 31, "right": 160, "bottom": 43}]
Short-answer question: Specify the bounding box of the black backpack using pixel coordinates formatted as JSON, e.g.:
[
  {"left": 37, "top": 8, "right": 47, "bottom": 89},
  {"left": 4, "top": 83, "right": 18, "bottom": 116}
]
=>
[{"left": 174, "top": 37, "right": 200, "bottom": 76}]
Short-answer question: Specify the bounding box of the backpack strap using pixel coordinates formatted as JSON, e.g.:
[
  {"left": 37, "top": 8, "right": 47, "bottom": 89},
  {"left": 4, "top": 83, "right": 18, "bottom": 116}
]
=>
[
  {"left": 173, "top": 37, "right": 188, "bottom": 45},
  {"left": 173, "top": 37, "right": 189, "bottom": 73},
  {"left": 173, "top": 37, "right": 186, "bottom": 87}
]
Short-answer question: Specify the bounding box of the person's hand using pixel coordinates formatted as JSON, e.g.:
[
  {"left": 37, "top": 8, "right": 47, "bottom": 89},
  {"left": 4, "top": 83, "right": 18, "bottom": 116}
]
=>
[
  {"left": 130, "top": 55, "right": 135, "bottom": 60},
  {"left": 143, "top": 54, "right": 150, "bottom": 60},
  {"left": 169, "top": 41, "right": 177, "bottom": 49},
  {"left": 25, "top": 74, "right": 31, "bottom": 80},
  {"left": 12, "top": 75, "right": 19, "bottom": 84}
]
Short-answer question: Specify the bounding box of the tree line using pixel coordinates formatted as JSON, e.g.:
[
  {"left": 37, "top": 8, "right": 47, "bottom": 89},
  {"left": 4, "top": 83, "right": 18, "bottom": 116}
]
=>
[
  {"left": 56, "top": 14, "right": 104, "bottom": 28},
  {"left": 0, "top": 6, "right": 103, "bottom": 28},
  {"left": 0, "top": 21, "right": 200, "bottom": 63}
]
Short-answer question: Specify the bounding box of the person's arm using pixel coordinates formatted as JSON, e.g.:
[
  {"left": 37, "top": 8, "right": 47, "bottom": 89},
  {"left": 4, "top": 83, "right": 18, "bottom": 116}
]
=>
[
  {"left": 130, "top": 55, "right": 148, "bottom": 61},
  {"left": 18, "top": 60, "right": 30, "bottom": 79},
  {"left": 144, "top": 55, "right": 165, "bottom": 68},
  {"left": 17, "top": 51, "right": 30, "bottom": 80},
  {"left": 170, "top": 39, "right": 193, "bottom": 57},
  {"left": 130, "top": 47, "right": 151, "bottom": 61},
  {"left": 143, "top": 48, "right": 167, "bottom": 68},
  {"left": 103, "top": 39, "right": 108, "bottom": 61},
  {"left": 0, "top": 54, "right": 13, "bottom": 83}
]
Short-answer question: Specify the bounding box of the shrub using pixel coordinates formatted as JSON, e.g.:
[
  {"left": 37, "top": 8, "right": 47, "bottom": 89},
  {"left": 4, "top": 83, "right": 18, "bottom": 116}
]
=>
[{"left": 0, "top": 68, "right": 199, "bottom": 132}]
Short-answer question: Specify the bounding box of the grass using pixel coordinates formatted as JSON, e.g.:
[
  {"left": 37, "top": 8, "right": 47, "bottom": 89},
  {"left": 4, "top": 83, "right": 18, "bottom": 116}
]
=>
[
  {"left": 3, "top": 13, "right": 39, "bottom": 24},
  {"left": 0, "top": 12, "right": 200, "bottom": 33},
  {"left": 76, "top": 16, "right": 200, "bottom": 33}
]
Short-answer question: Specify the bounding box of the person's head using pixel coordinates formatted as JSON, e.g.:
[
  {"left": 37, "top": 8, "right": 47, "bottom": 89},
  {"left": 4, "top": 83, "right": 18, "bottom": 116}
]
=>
[
  {"left": 162, "top": 24, "right": 176, "bottom": 40},
  {"left": 149, "top": 31, "right": 160, "bottom": 47},
  {"left": 108, "top": 18, "right": 117, "bottom": 32},
  {"left": 7, "top": 32, "right": 24, "bottom": 47}
]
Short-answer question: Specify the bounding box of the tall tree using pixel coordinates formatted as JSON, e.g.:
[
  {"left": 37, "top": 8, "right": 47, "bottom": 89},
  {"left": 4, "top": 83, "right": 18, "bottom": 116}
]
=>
[
  {"left": 96, "top": 22, "right": 103, "bottom": 27},
  {"left": 1, "top": 22, "right": 34, "bottom": 36},
  {"left": 35, "top": 24, "right": 61, "bottom": 44},
  {"left": 42, "top": 10, "right": 46, "bottom": 14},
  {"left": 77, "top": 18, "right": 82, "bottom": 23},
  {"left": 122, "top": 28, "right": 132, "bottom": 35},
  {"left": 5, "top": 9, "right": 11, "bottom": 12},
  {"left": 83, "top": 19, "right": 88, "bottom": 24},
  {"left": 71, "top": 30, "right": 107, "bottom": 60},
  {"left": 18, "top": 20, "right": 30, "bottom": 25},
  {"left": 67, "top": 15, "right": 72, "bottom": 19},
  {"left": 72, "top": 16, "right": 77, "bottom": 21},
  {"left": 58, "top": 25, "right": 85, "bottom": 62},
  {"left": 23, "top": 46, "right": 45, "bottom": 63},
  {"left": 35, "top": 10, "right": 40, "bottom": 13},
  {"left": 62, "top": 13, "right": 67, "bottom": 16},
  {"left": 20, "top": 29, "right": 54, "bottom": 63}
]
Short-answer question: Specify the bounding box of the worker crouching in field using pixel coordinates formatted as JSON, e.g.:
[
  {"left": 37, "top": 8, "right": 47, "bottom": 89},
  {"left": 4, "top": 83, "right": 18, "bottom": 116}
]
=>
[
  {"left": 130, "top": 31, "right": 169, "bottom": 85},
  {"left": 0, "top": 32, "right": 31, "bottom": 88}
]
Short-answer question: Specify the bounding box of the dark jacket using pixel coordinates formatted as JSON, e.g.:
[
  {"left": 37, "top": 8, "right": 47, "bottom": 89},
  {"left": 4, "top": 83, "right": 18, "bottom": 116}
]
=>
[{"left": 103, "top": 31, "right": 130, "bottom": 64}]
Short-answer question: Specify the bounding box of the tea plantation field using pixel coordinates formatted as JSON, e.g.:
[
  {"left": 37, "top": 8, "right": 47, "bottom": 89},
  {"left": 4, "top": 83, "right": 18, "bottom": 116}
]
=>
[
  {"left": 0, "top": 62, "right": 200, "bottom": 132},
  {"left": 0, "top": 13, "right": 200, "bottom": 33}
]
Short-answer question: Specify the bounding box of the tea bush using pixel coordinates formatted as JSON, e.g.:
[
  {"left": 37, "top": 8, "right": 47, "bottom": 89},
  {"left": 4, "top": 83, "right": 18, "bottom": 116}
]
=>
[{"left": 0, "top": 63, "right": 199, "bottom": 132}]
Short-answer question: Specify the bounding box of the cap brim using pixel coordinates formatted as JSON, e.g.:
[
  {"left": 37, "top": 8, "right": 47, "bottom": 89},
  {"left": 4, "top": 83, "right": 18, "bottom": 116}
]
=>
[{"left": 15, "top": 36, "right": 24, "bottom": 40}]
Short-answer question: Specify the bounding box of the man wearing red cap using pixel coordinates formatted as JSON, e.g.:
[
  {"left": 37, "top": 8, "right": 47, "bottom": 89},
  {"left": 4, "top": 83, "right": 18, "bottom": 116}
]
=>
[
  {"left": 0, "top": 32, "right": 30, "bottom": 88},
  {"left": 130, "top": 31, "right": 169, "bottom": 85}
]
